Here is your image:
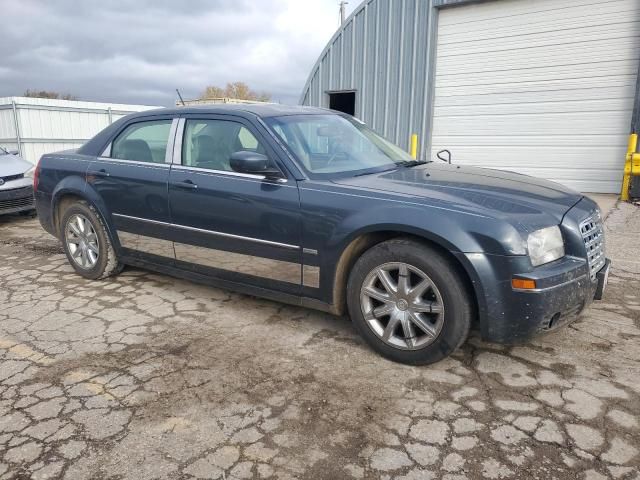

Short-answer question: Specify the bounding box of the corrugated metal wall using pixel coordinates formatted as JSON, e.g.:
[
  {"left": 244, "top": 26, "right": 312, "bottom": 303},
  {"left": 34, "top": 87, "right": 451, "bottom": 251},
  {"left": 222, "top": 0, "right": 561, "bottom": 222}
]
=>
[
  {"left": 301, "top": 0, "right": 640, "bottom": 192},
  {"left": 431, "top": 0, "right": 640, "bottom": 194},
  {"left": 0, "top": 97, "right": 159, "bottom": 164},
  {"left": 300, "top": 0, "right": 438, "bottom": 157}
]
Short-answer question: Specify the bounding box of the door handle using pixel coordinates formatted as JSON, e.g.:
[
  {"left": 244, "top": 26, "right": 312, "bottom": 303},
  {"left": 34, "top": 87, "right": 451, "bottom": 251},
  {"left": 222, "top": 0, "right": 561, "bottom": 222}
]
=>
[
  {"left": 87, "top": 169, "right": 110, "bottom": 178},
  {"left": 171, "top": 180, "right": 198, "bottom": 190}
]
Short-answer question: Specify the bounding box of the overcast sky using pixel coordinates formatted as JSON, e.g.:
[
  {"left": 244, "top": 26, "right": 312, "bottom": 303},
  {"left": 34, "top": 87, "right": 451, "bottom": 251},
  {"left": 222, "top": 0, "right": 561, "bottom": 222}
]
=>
[{"left": 0, "top": 0, "right": 357, "bottom": 107}]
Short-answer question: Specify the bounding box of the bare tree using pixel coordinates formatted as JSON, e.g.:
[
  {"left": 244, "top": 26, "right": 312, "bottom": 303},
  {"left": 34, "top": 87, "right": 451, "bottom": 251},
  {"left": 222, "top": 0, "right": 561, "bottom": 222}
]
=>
[
  {"left": 24, "top": 89, "right": 78, "bottom": 100},
  {"left": 201, "top": 85, "right": 225, "bottom": 99},
  {"left": 200, "top": 82, "right": 271, "bottom": 102}
]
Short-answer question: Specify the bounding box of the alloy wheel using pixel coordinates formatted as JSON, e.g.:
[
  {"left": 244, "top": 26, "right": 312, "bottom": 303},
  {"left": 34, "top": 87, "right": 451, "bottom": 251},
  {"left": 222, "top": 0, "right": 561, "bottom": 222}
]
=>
[
  {"left": 360, "top": 262, "right": 445, "bottom": 350},
  {"left": 65, "top": 214, "right": 100, "bottom": 269}
]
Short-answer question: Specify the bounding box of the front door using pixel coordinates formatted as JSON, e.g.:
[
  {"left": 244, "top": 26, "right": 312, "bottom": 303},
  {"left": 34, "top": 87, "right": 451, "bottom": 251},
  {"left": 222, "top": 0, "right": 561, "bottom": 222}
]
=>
[
  {"left": 167, "top": 115, "right": 302, "bottom": 294},
  {"left": 87, "top": 116, "right": 176, "bottom": 261}
]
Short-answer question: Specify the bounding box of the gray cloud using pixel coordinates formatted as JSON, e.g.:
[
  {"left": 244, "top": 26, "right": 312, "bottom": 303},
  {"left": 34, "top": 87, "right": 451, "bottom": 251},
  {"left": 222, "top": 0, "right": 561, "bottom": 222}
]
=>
[{"left": 0, "top": 0, "right": 357, "bottom": 106}]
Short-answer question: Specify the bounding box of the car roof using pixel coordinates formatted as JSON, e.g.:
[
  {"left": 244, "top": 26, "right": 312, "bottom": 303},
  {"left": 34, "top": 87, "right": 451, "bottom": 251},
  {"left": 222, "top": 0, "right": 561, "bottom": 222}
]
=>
[
  {"left": 134, "top": 103, "right": 331, "bottom": 119},
  {"left": 76, "top": 103, "right": 342, "bottom": 158}
]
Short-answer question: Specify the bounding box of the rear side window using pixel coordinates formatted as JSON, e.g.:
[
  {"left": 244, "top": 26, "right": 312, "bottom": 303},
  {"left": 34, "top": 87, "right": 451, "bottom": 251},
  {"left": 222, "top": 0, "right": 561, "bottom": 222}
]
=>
[
  {"left": 182, "top": 119, "right": 267, "bottom": 172},
  {"left": 111, "top": 120, "right": 172, "bottom": 163}
]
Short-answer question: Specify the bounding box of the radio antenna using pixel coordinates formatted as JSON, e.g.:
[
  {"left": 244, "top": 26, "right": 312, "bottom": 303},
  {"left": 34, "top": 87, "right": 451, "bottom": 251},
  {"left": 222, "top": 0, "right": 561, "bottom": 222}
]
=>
[{"left": 176, "top": 89, "right": 186, "bottom": 106}]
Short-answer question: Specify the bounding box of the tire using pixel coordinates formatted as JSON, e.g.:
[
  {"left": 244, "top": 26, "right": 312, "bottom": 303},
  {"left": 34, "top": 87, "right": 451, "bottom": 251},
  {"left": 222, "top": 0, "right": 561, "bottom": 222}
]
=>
[
  {"left": 60, "top": 200, "right": 123, "bottom": 280},
  {"left": 347, "top": 238, "right": 472, "bottom": 365}
]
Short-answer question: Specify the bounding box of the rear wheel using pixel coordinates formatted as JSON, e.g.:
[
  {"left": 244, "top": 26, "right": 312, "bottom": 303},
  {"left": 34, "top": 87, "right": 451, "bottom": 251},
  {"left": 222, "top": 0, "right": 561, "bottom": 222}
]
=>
[
  {"left": 347, "top": 238, "right": 472, "bottom": 365},
  {"left": 60, "top": 201, "right": 123, "bottom": 280}
]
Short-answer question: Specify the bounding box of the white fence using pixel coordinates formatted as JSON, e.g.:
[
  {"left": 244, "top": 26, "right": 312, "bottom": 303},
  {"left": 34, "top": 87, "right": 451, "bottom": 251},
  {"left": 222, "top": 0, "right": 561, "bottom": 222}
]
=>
[{"left": 0, "top": 97, "right": 160, "bottom": 164}]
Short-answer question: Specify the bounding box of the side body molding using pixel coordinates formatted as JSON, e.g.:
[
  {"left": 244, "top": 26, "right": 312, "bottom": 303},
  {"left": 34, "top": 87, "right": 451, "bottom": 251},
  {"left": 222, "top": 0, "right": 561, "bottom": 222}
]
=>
[{"left": 112, "top": 213, "right": 320, "bottom": 288}]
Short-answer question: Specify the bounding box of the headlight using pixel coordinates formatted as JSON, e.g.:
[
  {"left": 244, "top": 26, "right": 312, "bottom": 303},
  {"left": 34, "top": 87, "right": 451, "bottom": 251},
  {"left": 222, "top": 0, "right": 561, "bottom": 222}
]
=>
[
  {"left": 527, "top": 226, "right": 565, "bottom": 267},
  {"left": 24, "top": 167, "right": 36, "bottom": 178}
]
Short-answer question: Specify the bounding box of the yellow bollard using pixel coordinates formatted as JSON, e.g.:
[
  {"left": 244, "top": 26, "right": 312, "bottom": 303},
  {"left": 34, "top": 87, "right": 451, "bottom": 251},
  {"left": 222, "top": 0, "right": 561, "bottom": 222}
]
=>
[
  {"left": 622, "top": 133, "right": 638, "bottom": 201},
  {"left": 410, "top": 134, "right": 418, "bottom": 160}
]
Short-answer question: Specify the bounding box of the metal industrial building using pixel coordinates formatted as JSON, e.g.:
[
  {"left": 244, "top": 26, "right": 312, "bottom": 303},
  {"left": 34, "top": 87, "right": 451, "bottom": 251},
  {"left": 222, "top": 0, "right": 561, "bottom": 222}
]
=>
[
  {"left": 0, "top": 97, "right": 158, "bottom": 164},
  {"left": 300, "top": 0, "right": 640, "bottom": 193}
]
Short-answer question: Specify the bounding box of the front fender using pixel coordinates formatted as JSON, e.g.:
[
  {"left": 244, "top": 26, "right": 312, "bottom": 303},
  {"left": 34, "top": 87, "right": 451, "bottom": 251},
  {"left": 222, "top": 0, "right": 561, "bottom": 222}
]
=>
[
  {"left": 300, "top": 184, "right": 526, "bottom": 306},
  {"left": 300, "top": 184, "right": 525, "bottom": 304},
  {"left": 329, "top": 203, "right": 523, "bottom": 262}
]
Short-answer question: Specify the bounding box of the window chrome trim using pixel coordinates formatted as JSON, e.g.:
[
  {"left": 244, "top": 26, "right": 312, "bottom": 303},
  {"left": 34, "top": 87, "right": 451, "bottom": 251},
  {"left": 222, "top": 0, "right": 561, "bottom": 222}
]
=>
[
  {"left": 112, "top": 213, "right": 299, "bottom": 250},
  {"left": 96, "top": 157, "right": 170, "bottom": 168},
  {"left": 172, "top": 118, "right": 185, "bottom": 165},
  {"left": 171, "top": 164, "right": 271, "bottom": 182},
  {"left": 101, "top": 143, "right": 112, "bottom": 157},
  {"left": 171, "top": 164, "right": 289, "bottom": 184},
  {"left": 165, "top": 119, "right": 179, "bottom": 164}
]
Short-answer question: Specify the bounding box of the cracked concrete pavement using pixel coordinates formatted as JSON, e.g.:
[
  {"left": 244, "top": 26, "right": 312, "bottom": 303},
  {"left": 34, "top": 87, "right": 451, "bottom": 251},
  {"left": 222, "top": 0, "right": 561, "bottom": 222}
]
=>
[{"left": 0, "top": 203, "right": 638, "bottom": 480}]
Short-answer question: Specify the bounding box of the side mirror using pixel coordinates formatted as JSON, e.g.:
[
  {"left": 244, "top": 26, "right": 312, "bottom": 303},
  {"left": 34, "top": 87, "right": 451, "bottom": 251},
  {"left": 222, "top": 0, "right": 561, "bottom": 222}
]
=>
[
  {"left": 8, "top": 150, "right": 19, "bottom": 156},
  {"left": 229, "top": 151, "right": 282, "bottom": 178}
]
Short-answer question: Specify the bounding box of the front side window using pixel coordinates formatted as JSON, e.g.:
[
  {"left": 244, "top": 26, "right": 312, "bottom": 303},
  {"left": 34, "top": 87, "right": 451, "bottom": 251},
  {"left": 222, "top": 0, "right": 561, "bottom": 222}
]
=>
[
  {"left": 182, "top": 119, "right": 267, "bottom": 172},
  {"left": 111, "top": 120, "right": 172, "bottom": 163},
  {"left": 264, "top": 114, "right": 412, "bottom": 178}
]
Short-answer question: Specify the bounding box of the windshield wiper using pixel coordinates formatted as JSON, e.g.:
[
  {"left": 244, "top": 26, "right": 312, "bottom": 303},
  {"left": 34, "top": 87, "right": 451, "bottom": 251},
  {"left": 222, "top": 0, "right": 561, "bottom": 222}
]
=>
[
  {"left": 397, "top": 160, "right": 430, "bottom": 168},
  {"left": 353, "top": 166, "right": 399, "bottom": 177}
]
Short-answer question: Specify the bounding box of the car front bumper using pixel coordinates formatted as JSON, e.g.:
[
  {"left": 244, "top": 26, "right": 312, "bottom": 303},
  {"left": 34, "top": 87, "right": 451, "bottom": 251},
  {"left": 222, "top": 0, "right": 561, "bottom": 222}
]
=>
[
  {"left": 455, "top": 195, "right": 609, "bottom": 344},
  {"left": 0, "top": 182, "right": 35, "bottom": 215},
  {"left": 460, "top": 251, "right": 608, "bottom": 344}
]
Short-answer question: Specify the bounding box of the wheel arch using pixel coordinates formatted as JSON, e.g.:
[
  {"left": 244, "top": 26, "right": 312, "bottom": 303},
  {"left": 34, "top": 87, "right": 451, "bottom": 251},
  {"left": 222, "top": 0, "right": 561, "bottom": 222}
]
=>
[
  {"left": 331, "top": 228, "right": 482, "bottom": 327},
  {"left": 51, "top": 182, "right": 116, "bottom": 244}
]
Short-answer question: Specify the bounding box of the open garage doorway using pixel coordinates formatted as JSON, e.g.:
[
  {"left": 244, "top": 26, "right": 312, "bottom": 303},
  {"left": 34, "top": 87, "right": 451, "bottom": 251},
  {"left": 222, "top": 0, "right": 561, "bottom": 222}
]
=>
[{"left": 328, "top": 91, "right": 356, "bottom": 116}]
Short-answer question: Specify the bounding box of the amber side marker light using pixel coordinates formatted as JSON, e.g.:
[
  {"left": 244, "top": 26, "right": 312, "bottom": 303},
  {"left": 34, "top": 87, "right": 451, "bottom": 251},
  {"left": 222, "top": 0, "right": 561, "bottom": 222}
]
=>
[{"left": 512, "top": 278, "right": 537, "bottom": 290}]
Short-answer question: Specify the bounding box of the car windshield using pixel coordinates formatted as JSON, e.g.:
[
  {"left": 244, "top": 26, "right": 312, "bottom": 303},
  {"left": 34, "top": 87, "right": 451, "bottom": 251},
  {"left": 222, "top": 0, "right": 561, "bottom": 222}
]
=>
[{"left": 265, "top": 114, "right": 414, "bottom": 178}]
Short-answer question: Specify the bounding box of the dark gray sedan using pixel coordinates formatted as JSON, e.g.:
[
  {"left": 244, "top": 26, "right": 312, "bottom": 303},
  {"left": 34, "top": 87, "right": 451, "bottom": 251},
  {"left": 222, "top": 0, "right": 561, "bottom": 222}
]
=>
[{"left": 34, "top": 105, "right": 610, "bottom": 365}]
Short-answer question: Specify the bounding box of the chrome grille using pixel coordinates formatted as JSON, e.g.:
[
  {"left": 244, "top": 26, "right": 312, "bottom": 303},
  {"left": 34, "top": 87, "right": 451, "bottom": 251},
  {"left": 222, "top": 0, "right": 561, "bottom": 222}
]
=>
[
  {"left": 580, "top": 212, "right": 605, "bottom": 281},
  {"left": 1, "top": 173, "right": 24, "bottom": 182}
]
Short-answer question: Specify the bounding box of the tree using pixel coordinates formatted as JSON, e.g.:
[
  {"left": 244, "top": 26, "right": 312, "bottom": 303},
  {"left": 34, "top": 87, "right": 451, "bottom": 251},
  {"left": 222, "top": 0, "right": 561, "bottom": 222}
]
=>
[
  {"left": 24, "top": 89, "right": 78, "bottom": 100},
  {"left": 200, "top": 82, "right": 271, "bottom": 102}
]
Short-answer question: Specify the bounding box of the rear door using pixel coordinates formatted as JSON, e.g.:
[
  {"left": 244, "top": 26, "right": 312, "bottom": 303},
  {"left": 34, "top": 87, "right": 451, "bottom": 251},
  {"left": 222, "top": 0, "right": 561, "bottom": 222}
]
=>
[
  {"left": 87, "top": 116, "right": 177, "bottom": 261},
  {"left": 167, "top": 114, "right": 303, "bottom": 294}
]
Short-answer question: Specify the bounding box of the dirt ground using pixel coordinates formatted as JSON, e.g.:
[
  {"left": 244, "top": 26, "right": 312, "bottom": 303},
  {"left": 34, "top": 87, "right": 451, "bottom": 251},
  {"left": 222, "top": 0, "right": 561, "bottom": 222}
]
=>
[{"left": 0, "top": 203, "right": 638, "bottom": 480}]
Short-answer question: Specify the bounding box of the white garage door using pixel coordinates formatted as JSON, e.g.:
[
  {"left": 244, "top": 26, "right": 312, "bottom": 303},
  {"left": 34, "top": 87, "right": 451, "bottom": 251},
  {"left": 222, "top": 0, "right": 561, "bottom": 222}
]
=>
[{"left": 431, "top": 0, "right": 640, "bottom": 193}]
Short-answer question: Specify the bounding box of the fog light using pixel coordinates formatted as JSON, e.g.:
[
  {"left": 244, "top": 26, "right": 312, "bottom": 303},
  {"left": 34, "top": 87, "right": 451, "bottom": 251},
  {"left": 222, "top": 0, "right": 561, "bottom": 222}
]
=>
[{"left": 512, "top": 278, "right": 537, "bottom": 290}]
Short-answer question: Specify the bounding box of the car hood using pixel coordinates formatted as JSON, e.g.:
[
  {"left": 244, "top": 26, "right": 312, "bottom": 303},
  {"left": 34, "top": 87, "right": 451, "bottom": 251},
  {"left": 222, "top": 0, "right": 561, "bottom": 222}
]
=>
[
  {"left": 0, "top": 153, "right": 32, "bottom": 177},
  {"left": 332, "top": 163, "right": 583, "bottom": 224}
]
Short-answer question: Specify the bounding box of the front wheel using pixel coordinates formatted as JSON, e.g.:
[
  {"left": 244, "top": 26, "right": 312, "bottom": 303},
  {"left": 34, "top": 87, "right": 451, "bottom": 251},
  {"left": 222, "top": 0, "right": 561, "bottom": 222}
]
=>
[
  {"left": 347, "top": 239, "right": 472, "bottom": 365},
  {"left": 60, "top": 201, "right": 123, "bottom": 280}
]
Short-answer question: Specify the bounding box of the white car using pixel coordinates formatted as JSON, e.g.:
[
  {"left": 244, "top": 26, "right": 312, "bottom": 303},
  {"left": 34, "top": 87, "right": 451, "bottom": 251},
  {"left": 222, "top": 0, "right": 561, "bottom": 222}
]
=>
[{"left": 0, "top": 146, "right": 36, "bottom": 215}]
